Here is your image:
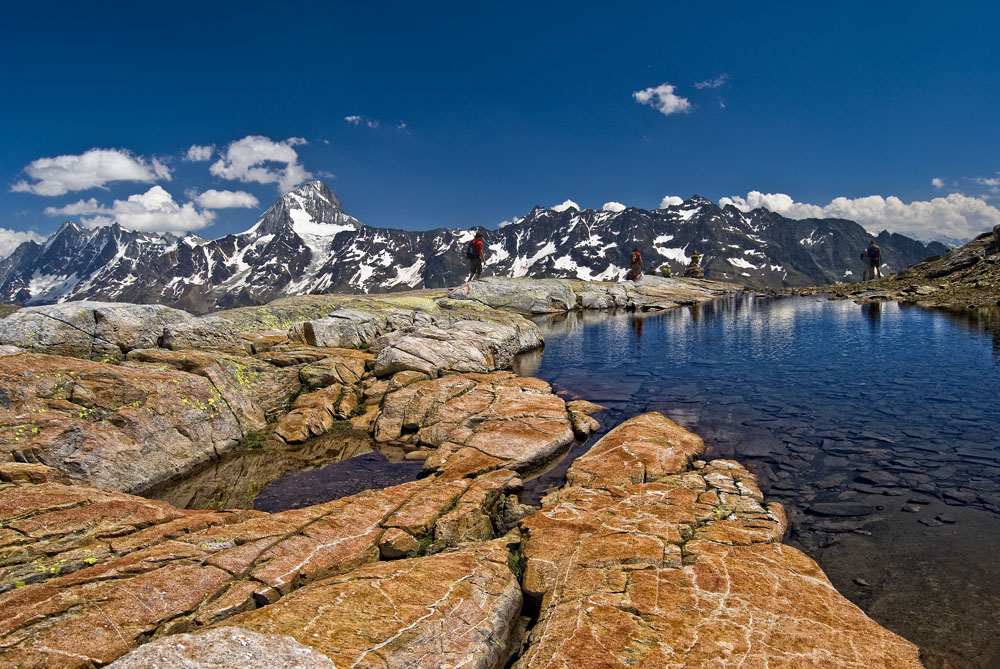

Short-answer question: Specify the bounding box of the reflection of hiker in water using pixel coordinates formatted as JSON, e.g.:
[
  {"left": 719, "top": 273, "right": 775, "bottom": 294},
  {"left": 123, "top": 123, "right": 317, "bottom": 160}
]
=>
[
  {"left": 625, "top": 247, "right": 644, "bottom": 281},
  {"left": 862, "top": 240, "right": 883, "bottom": 280},
  {"left": 862, "top": 301, "right": 881, "bottom": 326},
  {"left": 631, "top": 317, "right": 643, "bottom": 339},
  {"left": 466, "top": 231, "right": 485, "bottom": 281}
]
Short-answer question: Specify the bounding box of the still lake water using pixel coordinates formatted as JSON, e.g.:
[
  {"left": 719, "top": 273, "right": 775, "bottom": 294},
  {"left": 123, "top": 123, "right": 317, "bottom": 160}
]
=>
[{"left": 514, "top": 295, "right": 1000, "bottom": 668}]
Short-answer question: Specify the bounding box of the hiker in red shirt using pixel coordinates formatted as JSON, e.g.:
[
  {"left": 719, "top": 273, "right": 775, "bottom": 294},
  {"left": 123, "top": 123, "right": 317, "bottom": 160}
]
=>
[
  {"left": 626, "top": 247, "right": 644, "bottom": 280},
  {"left": 466, "top": 231, "right": 485, "bottom": 281}
]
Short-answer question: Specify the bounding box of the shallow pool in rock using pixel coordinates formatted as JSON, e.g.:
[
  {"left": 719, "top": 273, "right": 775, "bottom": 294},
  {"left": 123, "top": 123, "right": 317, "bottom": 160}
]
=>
[
  {"left": 514, "top": 295, "right": 1000, "bottom": 668},
  {"left": 146, "top": 425, "right": 422, "bottom": 512}
]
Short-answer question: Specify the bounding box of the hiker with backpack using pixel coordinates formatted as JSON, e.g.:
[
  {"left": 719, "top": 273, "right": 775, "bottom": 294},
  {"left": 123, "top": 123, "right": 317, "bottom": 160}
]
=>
[
  {"left": 626, "top": 247, "right": 644, "bottom": 281},
  {"left": 466, "top": 231, "right": 485, "bottom": 281},
  {"left": 862, "top": 240, "right": 882, "bottom": 280}
]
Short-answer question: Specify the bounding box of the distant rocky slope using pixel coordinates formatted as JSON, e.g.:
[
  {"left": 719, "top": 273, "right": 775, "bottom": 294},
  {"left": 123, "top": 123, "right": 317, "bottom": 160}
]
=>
[
  {"left": 0, "top": 181, "right": 947, "bottom": 313},
  {"left": 786, "top": 228, "right": 1000, "bottom": 309},
  {"left": 0, "top": 278, "right": 922, "bottom": 667}
]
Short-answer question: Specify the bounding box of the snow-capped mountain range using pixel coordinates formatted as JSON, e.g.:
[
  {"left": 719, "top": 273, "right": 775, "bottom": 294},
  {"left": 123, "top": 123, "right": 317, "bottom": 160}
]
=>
[{"left": 0, "top": 181, "right": 948, "bottom": 314}]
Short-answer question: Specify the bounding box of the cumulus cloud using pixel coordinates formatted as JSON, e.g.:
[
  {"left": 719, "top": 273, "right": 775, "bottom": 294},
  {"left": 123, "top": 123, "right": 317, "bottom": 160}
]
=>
[
  {"left": 932, "top": 177, "right": 945, "bottom": 189},
  {"left": 972, "top": 176, "right": 1000, "bottom": 188},
  {"left": 719, "top": 190, "right": 1000, "bottom": 243},
  {"left": 0, "top": 228, "right": 46, "bottom": 259},
  {"left": 185, "top": 144, "right": 215, "bottom": 161},
  {"left": 209, "top": 135, "right": 312, "bottom": 193},
  {"left": 658, "top": 195, "right": 684, "bottom": 208},
  {"left": 11, "top": 148, "right": 172, "bottom": 196},
  {"left": 633, "top": 83, "right": 692, "bottom": 116},
  {"left": 551, "top": 200, "right": 579, "bottom": 212},
  {"left": 193, "top": 189, "right": 259, "bottom": 209},
  {"left": 602, "top": 202, "right": 626, "bottom": 213},
  {"left": 44, "top": 186, "right": 215, "bottom": 233},
  {"left": 694, "top": 74, "right": 730, "bottom": 90}
]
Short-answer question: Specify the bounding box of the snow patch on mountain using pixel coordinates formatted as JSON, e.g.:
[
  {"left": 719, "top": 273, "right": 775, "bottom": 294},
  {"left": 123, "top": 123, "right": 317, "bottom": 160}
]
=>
[
  {"left": 511, "top": 241, "right": 556, "bottom": 277},
  {"left": 385, "top": 255, "right": 425, "bottom": 288},
  {"left": 799, "top": 230, "right": 827, "bottom": 246},
  {"left": 657, "top": 246, "right": 691, "bottom": 264},
  {"left": 728, "top": 257, "right": 757, "bottom": 270},
  {"left": 27, "top": 271, "right": 81, "bottom": 303},
  {"left": 486, "top": 242, "right": 509, "bottom": 264}
]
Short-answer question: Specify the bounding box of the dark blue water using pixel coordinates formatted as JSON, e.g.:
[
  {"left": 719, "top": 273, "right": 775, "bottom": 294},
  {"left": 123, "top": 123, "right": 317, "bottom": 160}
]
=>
[{"left": 515, "top": 295, "right": 1000, "bottom": 667}]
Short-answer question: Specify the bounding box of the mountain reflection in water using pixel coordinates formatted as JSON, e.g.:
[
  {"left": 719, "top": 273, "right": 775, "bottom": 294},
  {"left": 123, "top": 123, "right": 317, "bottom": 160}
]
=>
[{"left": 516, "top": 294, "right": 1000, "bottom": 668}]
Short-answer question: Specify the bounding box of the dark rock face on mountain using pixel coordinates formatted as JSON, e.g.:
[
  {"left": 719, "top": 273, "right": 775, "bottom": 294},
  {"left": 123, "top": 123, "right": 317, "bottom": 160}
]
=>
[{"left": 0, "top": 182, "right": 947, "bottom": 313}]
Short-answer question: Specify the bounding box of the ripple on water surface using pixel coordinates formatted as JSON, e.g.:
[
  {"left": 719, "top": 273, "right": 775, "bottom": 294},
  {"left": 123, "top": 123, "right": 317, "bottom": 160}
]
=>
[{"left": 516, "top": 295, "right": 1000, "bottom": 668}]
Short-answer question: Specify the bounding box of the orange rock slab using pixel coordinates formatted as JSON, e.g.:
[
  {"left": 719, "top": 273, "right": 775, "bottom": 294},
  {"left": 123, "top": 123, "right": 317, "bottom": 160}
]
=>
[
  {"left": 224, "top": 540, "right": 522, "bottom": 669},
  {"left": 514, "top": 413, "right": 923, "bottom": 668}
]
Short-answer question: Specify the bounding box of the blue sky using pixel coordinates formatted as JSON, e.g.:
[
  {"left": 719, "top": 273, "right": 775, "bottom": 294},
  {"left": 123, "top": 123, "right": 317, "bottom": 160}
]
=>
[{"left": 2, "top": 0, "right": 999, "bottom": 255}]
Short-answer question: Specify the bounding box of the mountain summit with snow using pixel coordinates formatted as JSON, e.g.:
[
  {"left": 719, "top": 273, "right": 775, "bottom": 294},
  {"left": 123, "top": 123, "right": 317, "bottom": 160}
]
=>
[{"left": 0, "top": 182, "right": 947, "bottom": 313}]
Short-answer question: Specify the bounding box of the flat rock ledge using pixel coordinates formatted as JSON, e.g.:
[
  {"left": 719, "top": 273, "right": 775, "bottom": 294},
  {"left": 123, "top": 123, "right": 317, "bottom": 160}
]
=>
[{"left": 445, "top": 275, "right": 738, "bottom": 314}]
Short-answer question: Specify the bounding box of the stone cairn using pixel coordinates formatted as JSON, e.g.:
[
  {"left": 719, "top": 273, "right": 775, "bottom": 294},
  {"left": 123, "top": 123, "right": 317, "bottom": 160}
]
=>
[{"left": 684, "top": 250, "right": 705, "bottom": 278}]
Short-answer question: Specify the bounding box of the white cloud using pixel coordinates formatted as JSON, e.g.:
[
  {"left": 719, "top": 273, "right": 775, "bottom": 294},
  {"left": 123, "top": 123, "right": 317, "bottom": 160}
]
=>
[
  {"left": 719, "top": 190, "right": 1000, "bottom": 243},
  {"left": 185, "top": 144, "right": 215, "bottom": 161},
  {"left": 11, "top": 148, "right": 172, "bottom": 196},
  {"left": 659, "top": 195, "right": 684, "bottom": 208},
  {"left": 209, "top": 135, "right": 312, "bottom": 193},
  {"left": 44, "top": 186, "right": 215, "bottom": 233},
  {"left": 633, "top": 83, "right": 692, "bottom": 116},
  {"left": 345, "top": 114, "right": 388, "bottom": 129},
  {"left": 602, "top": 202, "right": 626, "bottom": 213},
  {"left": 0, "top": 228, "right": 46, "bottom": 259},
  {"left": 552, "top": 200, "right": 579, "bottom": 212},
  {"left": 194, "top": 189, "right": 259, "bottom": 209},
  {"left": 694, "top": 74, "right": 729, "bottom": 89},
  {"left": 42, "top": 198, "right": 104, "bottom": 216},
  {"left": 973, "top": 176, "right": 1000, "bottom": 188},
  {"left": 931, "top": 177, "right": 945, "bottom": 188}
]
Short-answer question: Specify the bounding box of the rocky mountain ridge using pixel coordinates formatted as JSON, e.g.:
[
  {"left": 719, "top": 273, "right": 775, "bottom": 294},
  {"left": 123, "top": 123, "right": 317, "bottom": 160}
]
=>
[{"left": 0, "top": 181, "right": 948, "bottom": 313}]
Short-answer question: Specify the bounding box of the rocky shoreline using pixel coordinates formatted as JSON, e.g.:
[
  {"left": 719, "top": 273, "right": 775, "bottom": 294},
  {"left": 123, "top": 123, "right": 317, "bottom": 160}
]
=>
[{"left": 0, "top": 276, "right": 923, "bottom": 667}]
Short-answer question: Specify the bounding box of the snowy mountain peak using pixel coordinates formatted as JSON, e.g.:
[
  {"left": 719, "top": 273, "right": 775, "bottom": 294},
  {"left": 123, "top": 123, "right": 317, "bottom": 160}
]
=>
[
  {"left": 245, "top": 181, "right": 360, "bottom": 239},
  {"left": 283, "top": 180, "right": 343, "bottom": 212},
  {"left": 42, "top": 220, "right": 91, "bottom": 252},
  {"left": 685, "top": 195, "right": 714, "bottom": 206}
]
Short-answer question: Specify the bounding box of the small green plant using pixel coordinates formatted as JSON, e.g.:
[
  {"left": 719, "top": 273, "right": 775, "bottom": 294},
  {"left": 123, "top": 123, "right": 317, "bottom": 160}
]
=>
[
  {"left": 507, "top": 549, "right": 525, "bottom": 580},
  {"left": 239, "top": 429, "right": 269, "bottom": 450},
  {"left": 408, "top": 534, "right": 435, "bottom": 558}
]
